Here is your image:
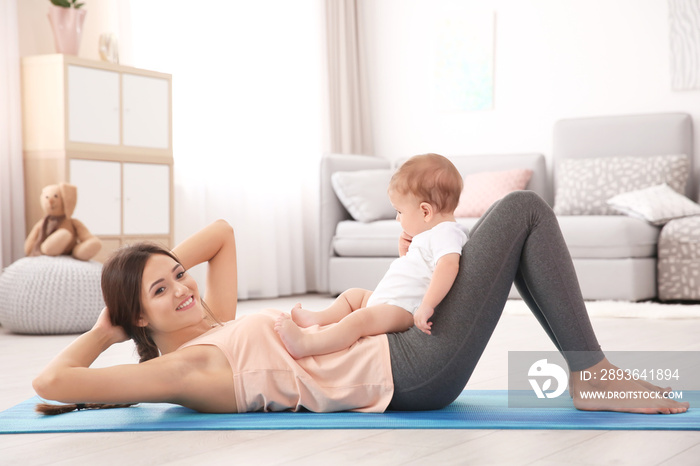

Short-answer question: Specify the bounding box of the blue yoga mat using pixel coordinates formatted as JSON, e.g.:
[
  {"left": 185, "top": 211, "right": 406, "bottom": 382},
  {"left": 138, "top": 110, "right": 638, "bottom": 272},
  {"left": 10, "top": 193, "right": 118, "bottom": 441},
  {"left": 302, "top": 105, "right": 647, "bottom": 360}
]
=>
[{"left": 1, "top": 390, "right": 697, "bottom": 434}]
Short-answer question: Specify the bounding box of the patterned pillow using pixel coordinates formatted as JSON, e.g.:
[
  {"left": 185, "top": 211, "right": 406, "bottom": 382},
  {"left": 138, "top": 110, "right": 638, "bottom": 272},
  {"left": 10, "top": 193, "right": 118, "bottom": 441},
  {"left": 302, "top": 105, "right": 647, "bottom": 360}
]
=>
[
  {"left": 607, "top": 184, "right": 700, "bottom": 226},
  {"left": 553, "top": 154, "right": 689, "bottom": 215},
  {"left": 455, "top": 169, "right": 533, "bottom": 217}
]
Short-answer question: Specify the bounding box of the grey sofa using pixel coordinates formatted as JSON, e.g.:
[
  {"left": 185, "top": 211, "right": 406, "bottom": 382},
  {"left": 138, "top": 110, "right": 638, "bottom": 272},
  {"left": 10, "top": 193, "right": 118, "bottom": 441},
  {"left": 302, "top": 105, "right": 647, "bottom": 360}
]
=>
[{"left": 319, "top": 113, "right": 694, "bottom": 301}]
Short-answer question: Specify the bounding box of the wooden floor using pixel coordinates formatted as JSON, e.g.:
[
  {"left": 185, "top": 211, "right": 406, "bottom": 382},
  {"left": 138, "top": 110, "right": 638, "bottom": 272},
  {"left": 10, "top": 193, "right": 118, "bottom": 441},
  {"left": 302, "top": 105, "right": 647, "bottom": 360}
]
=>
[{"left": 1, "top": 294, "right": 700, "bottom": 466}]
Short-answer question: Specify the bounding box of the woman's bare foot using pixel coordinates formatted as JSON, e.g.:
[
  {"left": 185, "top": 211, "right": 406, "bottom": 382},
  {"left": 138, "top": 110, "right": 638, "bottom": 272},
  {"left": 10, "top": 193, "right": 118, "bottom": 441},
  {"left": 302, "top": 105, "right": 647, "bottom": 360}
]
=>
[
  {"left": 635, "top": 379, "right": 672, "bottom": 395},
  {"left": 571, "top": 358, "right": 689, "bottom": 414},
  {"left": 274, "top": 313, "right": 311, "bottom": 359},
  {"left": 290, "top": 303, "right": 320, "bottom": 328},
  {"left": 569, "top": 374, "right": 671, "bottom": 398}
]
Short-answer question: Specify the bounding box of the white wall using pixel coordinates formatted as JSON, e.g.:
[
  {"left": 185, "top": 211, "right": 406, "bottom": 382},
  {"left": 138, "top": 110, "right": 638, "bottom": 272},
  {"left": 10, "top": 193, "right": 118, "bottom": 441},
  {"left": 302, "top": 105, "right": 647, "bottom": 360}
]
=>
[{"left": 361, "top": 0, "right": 700, "bottom": 167}]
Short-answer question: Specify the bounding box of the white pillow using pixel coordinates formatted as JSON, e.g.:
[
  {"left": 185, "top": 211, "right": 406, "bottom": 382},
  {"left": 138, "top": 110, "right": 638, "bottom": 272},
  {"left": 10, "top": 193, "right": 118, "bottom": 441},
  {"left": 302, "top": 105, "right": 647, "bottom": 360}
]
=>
[
  {"left": 606, "top": 184, "right": 700, "bottom": 226},
  {"left": 331, "top": 169, "right": 395, "bottom": 222}
]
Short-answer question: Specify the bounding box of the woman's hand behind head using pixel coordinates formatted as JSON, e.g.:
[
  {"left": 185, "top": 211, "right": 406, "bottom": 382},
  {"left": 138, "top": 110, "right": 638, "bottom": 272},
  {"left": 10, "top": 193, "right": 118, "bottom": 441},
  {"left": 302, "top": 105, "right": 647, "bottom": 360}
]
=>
[{"left": 93, "top": 307, "right": 129, "bottom": 344}]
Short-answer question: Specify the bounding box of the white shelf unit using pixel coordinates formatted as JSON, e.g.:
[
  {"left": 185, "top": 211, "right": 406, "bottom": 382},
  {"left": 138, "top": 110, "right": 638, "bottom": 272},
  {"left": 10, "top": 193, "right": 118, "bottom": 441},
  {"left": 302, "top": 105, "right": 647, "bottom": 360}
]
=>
[{"left": 21, "top": 54, "right": 174, "bottom": 262}]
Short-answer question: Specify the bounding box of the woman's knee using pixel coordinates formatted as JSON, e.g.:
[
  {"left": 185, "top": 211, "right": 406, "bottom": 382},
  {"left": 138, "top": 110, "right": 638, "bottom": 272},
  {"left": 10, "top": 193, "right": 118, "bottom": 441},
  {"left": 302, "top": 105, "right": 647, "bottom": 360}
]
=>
[
  {"left": 502, "top": 190, "right": 542, "bottom": 204},
  {"left": 501, "top": 191, "right": 551, "bottom": 214}
]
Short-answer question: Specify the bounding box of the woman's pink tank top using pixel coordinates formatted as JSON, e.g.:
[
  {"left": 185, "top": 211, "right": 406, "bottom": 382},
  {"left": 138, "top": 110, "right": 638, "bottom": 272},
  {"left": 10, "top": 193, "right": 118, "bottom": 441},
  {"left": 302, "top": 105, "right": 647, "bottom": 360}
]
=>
[{"left": 180, "top": 309, "right": 394, "bottom": 413}]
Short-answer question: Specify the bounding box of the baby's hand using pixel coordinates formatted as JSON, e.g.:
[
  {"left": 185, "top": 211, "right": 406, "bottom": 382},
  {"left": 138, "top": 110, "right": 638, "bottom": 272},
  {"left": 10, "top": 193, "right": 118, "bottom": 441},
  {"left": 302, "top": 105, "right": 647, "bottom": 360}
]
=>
[
  {"left": 398, "top": 231, "right": 412, "bottom": 256},
  {"left": 414, "top": 304, "right": 434, "bottom": 335}
]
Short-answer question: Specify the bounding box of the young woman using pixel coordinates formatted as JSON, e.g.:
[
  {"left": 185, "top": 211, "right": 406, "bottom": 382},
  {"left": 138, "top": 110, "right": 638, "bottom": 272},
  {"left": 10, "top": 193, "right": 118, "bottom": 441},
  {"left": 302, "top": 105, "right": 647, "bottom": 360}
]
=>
[{"left": 33, "top": 192, "right": 689, "bottom": 415}]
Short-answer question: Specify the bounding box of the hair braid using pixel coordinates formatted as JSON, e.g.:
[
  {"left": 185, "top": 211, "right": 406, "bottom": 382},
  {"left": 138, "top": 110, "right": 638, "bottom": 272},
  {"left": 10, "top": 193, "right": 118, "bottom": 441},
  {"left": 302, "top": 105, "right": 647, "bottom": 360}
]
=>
[
  {"left": 35, "top": 402, "right": 136, "bottom": 416},
  {"left": 132, "top": 327, "right": 160, "bottom": 363}
]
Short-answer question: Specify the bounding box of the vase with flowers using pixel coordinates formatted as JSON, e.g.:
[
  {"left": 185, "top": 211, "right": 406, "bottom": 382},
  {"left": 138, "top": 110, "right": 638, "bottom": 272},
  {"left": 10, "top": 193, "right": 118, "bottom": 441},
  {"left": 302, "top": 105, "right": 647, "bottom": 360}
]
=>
[{"left": 48, "top": 0, "right": 87, "bottom": 56}]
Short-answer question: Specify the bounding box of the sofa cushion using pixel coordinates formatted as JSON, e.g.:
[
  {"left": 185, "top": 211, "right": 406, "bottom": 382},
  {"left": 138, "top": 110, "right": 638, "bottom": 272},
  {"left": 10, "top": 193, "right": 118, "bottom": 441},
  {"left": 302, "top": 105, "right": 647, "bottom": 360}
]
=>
[
  {"left": 447, "top": 153, "right": 550, "bottom": 204},
  {"left": 334, "top": 215, "right": 659, "bottom": 259},
  {"left": 553, "top": 154, "right": 690, "bottom": 215},
  {"left": 331, "top": 169, "right": 395, "bottom": 222},
  {"left": 333, "top": 220, "right": 399, "bottom": 257},
  {"left": 556, "top": 215, "right": 659, "bottom": 259},
  {"left": 333, "top": 218, "right": 481, "bottom": 257},
  {"left": 455, "top": 169, "right": 533, "bottom": 217}
]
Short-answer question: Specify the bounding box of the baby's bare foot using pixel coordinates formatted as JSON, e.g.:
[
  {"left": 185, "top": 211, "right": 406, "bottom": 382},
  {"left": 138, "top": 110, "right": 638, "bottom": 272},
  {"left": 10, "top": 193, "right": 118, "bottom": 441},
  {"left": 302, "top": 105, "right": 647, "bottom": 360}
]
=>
[
  {"left": 274, "top": 313, "right": 311, "bottom": 359},
  {"left": 290, "top": 303, "right": 320, "bottom": 328}
]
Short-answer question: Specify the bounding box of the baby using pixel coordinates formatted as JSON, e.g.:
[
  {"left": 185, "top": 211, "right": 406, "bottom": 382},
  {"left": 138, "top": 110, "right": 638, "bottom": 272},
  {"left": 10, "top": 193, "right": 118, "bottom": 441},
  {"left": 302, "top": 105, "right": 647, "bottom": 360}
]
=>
[{"left": 275, "top": 153, "right": 468, "bottom": 358}]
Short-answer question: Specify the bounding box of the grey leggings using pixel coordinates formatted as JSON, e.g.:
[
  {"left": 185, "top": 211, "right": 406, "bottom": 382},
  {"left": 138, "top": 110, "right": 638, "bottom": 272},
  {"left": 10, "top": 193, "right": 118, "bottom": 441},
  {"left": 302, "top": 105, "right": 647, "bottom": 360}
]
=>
[{"left": 387, "top": 190, "right": 605, "bottom": 411}]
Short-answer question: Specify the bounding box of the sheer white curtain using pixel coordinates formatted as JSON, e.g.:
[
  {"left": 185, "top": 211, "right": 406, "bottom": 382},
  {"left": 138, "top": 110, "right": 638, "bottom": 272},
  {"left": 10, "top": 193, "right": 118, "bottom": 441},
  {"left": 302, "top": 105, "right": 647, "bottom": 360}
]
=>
[
  {"left": 129, "top": 0, "right": 324, "bottom": 299},
  {"left": 0, "top": 0, "right": 26, "bottom": 268},
  {"left": 325, "top": 0, "right": 373, "bottom": 155}
]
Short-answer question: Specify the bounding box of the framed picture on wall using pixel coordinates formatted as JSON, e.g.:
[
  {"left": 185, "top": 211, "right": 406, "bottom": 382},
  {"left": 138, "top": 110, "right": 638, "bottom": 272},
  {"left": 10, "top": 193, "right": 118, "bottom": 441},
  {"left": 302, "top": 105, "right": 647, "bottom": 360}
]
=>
[{"left": 434, "top": 10, "right": 495, "bottom": 112}]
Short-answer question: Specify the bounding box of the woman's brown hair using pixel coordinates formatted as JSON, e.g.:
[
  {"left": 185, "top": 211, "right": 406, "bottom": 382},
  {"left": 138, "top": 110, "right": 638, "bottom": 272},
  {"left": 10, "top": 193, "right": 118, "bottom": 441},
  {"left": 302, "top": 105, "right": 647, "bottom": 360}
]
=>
[
  {"left": 101, "top": 242, "right": 176, "bottom": 363},
  {"left": 36, "top": 243, "right": 217, "bottom": 415}
]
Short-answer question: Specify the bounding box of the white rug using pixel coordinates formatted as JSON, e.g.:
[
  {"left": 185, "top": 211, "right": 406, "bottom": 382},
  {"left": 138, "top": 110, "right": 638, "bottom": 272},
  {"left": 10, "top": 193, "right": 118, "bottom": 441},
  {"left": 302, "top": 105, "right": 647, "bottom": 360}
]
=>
[{"left": 503, "top": 299, "right": 700, "bottom": 319}]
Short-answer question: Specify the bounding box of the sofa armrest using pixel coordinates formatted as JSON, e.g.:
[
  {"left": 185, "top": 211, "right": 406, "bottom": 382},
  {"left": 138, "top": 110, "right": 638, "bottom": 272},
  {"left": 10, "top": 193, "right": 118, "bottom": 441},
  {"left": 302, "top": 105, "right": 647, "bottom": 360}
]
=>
[{"left": 318, "top": 154, "right": 391, "bottom": 292}]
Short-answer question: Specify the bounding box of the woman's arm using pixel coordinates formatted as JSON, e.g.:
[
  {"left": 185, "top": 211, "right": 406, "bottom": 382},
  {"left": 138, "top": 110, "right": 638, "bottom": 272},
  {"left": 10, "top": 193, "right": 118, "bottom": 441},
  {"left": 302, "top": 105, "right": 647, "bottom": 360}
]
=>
[
  {"left": 173, "top": 219, "right": 238, "bottom": 322},
  {"left": 33, "top": 309, "right": 237, "bottom": 412},
  {"left": 33, "top": 309, "right": 182, "bottom": 404}
]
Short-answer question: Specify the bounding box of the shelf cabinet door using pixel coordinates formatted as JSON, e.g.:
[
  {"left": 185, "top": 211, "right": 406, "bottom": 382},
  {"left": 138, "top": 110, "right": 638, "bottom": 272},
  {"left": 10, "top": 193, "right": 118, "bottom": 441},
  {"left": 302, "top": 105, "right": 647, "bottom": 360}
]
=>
[
  {"left": 67, "top": 65, "right": 120, "bottom": 146},
  {"left": 123, "top": 163, "right": 170, "bottom": 235},
  {"left": 69, "top": 159, "right": 122, "bottom": 235},
  {"left": 122, "top": 74, "right": 170, "bottom": 149}
]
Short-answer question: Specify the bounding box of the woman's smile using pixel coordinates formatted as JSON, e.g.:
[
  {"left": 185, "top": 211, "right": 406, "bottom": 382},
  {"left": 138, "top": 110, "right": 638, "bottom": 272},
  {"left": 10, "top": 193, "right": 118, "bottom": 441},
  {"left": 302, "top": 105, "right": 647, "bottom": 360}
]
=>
[{"left": 176, "top": 296, "right": 195, "bottom": 311}]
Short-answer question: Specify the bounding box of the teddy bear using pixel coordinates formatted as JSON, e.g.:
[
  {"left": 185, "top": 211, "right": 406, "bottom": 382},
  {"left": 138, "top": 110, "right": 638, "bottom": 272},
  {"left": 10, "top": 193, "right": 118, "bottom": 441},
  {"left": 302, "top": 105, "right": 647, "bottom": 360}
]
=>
[{"left": 24, "top": 183, "right": 102, "bottom": 261}]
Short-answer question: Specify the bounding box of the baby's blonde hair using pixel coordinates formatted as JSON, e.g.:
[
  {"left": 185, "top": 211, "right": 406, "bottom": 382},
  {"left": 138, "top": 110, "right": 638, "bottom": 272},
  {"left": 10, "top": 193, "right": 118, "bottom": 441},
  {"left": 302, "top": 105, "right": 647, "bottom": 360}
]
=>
[{"left": 389, "top": 153, "right": 463, "bottom": 214}]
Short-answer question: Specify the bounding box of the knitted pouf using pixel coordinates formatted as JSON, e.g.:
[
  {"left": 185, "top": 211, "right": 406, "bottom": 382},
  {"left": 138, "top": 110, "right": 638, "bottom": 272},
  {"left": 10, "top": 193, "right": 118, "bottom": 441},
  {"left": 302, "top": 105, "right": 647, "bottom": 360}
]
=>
[
  {"left": 0, "top": 256, "right": 104, "bottom": 334},
  {"left": 658, "top": 216, "right": 700, "bottom": 301}
]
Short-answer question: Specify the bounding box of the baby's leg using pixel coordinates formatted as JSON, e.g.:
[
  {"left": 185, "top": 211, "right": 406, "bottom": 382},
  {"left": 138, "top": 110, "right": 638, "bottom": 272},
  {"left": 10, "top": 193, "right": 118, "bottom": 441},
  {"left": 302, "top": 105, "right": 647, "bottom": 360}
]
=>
[
  {"left": 291, "top": 288, "right": 373, "bottom": 327},
  {"left": 276, "top": 304, "right": 412, "bottom": 359}
]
